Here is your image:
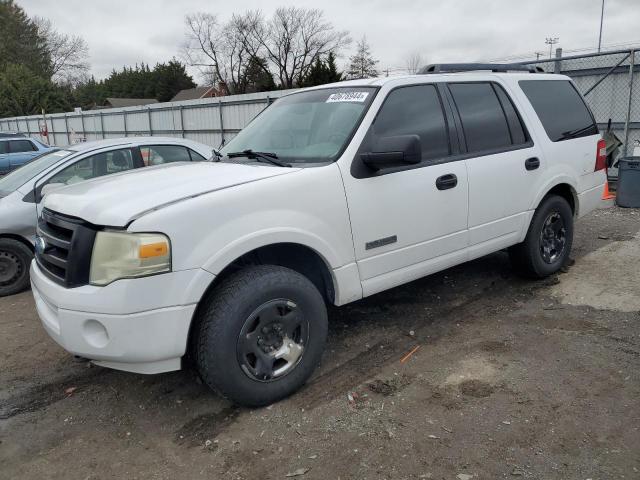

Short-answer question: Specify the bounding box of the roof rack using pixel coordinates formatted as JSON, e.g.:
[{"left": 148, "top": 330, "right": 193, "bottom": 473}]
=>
[{"left": 419, "top": 63, "right": 545, "bottom": 74}]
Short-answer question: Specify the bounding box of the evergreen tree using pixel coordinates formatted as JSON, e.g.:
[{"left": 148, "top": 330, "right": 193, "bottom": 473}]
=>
[
  {"left": 0, "top": 64, "right": 69, "bottom": 117},
  {"left": 347, "top": 37, "right": 378, "bottom": 79},
  {"left": 301, "top": 53, "right": 343, "bottom": 87},
  {"left": 154, "top": 60, "right": 197, "bottom": 101},
  {"left": 0, "top": 0, "right": 52, "bottom": 78},
  {"left": 325, "top": 53, "right": 343, "bottom": 83},
  {"left": 243, "top": 57, "right": 276, "bottom": 93}
]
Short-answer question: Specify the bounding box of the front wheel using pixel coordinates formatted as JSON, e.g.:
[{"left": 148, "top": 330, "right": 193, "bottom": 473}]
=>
[
  {"left": 195, "top": 265, "right": 328, "bottom": 407},
  {"left": 0, "top": 238, "right": 33, "bottom": 297},
  {"left": 509, "top": 195, "right": 574, "bottom": 278}
]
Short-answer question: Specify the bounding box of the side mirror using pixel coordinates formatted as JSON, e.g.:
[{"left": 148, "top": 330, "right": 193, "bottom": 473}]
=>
[
  {"left": 360, "top": 135, "right": 422, "bottom": 170},
  {"left": 41, "top": 182, "right": 65, "bottom": 197}
]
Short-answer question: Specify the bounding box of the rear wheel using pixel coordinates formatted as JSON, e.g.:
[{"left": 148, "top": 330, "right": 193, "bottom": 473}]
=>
[
  {"left": 0, "top": 238, "right": 33, "bottom": 297},
  {"left": 509, "top": 195, "right": 573, "bottom": 278},
  {"left": 195, "top": 265, "right": 328, "bottom": 407}
]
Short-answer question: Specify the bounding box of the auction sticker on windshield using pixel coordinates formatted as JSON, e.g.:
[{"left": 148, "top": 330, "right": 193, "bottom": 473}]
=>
[{"left": 326, "top": 91, "right": 369, "bottom": 103}]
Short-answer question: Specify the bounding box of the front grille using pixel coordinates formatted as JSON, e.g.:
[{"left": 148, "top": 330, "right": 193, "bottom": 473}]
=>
[{"left": 36, "top": 209, "right": 97, "bottom": 287}]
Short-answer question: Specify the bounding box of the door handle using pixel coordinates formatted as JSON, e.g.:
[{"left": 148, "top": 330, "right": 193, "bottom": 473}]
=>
[
  {"left": 436, "top": 173, "right": 458, "bottom": 190},
  {"left": 525, "top": 157, "right": 540, "bottom": 171}
]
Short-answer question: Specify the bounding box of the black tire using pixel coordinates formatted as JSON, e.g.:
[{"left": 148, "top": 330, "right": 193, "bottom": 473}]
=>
[
  {"left": 195, "top": 265, "right": 328, "bottom": 407},
  {"left": 509, "top": 195, "right": 574, "bottom": 278},
  {"left": 0, "top": 238, "right": 33, "bottom": 297}
]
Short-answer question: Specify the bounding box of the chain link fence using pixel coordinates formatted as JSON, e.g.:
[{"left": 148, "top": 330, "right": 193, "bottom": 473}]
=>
[{"left": 516, "top": 48, "right": 639, "bottom": 176}]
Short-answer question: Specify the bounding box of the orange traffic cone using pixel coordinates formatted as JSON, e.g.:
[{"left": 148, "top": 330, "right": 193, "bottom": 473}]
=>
[{"left": 602, "top": 180, "right": 616, "bottom": 200}]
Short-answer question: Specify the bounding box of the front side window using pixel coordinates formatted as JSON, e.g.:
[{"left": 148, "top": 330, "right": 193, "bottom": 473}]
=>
[
  {"left": 0, "top": 141, "right": 8, "bottom": 154},
  {"left": 220, "top": 87, "right": 377, "bottom": 165},
  {"left": 189, "top": 149, "right": 208, "bottom": 162},
  {"left": 371, "top": 84, "right": 450, "bottom": 161},
  {"left": 140, "top": 145, "right": 192, "bottom": 166},
  {"left": 449, "top": 82, "right": 513, "bottom": 153},
  {"left": 9, "top": 140, "right": 36, "bottom": 153},
  {"left": 47, "top": 148, "right": 136, "bottom": 186},
  {"left": 519, "top": 80, "right": 598, "bottom": 142}
]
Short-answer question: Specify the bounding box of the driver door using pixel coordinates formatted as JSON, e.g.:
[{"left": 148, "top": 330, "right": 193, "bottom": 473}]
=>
[{"left": 339, "top": 84, "right": 469, "bottom": 296}]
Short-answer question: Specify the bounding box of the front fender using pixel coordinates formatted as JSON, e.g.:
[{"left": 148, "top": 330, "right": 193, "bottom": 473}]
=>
[{"left": 201, "top": 227, "right": 343, "bottom": 276}]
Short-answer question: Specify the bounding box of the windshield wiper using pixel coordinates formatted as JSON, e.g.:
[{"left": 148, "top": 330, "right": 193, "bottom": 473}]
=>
[
  {"left": 559, "top": 124, "right": 597, "bottom": 140},
  {"left": 226, "top": 149, "right": 291, "bottom": 167}
]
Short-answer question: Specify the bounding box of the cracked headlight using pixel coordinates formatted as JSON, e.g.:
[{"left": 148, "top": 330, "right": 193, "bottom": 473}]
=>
[{"left": 90, "top": 231, "right": 171, "bottom": 286}]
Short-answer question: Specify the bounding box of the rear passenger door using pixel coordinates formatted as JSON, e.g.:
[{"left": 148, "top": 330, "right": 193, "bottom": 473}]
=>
[
  {"left": 342, "top": 84, "right": 469, "bottom": 296},
  {"left": 8, "top": 139, "right": 39, "bottom": 169},
  {"left": 446, "top": 81, "right": 544, "bottom": 258}
]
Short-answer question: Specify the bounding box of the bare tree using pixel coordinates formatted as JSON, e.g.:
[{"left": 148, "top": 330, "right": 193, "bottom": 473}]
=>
[
  {"left": 183, "top": 12, "right": 262, "bottom": 94},
  {"left": 248, "top": 7, "right": 350, "bottom": 89},
  {"left": 35, "top": 17, "right": 89, "bottom": 85},
  {"left": 405, "top": 51, "right": 423, "bottom": 75}
]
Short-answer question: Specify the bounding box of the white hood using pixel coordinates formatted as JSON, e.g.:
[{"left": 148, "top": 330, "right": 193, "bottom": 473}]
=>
[{"left": 43, "top": 162, "right": 299, "bottom": 226}]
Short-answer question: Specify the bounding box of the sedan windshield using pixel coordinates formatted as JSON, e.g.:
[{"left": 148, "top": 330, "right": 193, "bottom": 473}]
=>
[
  {"left": 0, "top": 150, "right": 72, "bottom": 193},
  {"left": 220, "top": 87, "right": 377, "bottom": 165}
]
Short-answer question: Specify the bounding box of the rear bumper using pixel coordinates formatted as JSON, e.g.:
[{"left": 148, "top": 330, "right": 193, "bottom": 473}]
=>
[
  {"left": 31, "top": 261, "right": 214, "bottom": 374},
  {"left": 577, "top": 180, "right": 607, "bottom": 218}
]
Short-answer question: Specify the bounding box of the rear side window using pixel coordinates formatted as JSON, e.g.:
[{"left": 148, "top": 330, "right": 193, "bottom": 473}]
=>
[
  {"left": 9, "top": 140, "right": 36, "bottom": 153},
  {"left": 449, "top": 83, "right": 513, "bottom": 153},
  {"left": 140, "top": 145, "right": 192, "bottom": 166},
  {"left": 519, "top": 80, "right": 597, "bottom": 142},
  {"left": 372, "top": 84, "right": 450, "bottom": 161}
]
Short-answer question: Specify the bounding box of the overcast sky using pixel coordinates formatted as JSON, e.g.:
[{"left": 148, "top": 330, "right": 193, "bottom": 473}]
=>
[{"left": 18, "top": 0, "right": 640, "bottom": 82}]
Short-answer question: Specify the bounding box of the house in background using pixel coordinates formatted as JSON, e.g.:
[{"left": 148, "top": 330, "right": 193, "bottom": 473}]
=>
[{"left": 170, "top": 83, "right": 229, "bottom": 102}]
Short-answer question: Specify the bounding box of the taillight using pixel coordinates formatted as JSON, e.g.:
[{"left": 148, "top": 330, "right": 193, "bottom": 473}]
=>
[{"left": 595, "top": 138, "right": 607, "bottom": 171}]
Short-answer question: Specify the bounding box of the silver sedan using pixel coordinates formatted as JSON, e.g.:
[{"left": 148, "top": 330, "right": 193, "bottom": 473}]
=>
[{"left": 0, "top": 137, "right": 214, "bottom": 297}]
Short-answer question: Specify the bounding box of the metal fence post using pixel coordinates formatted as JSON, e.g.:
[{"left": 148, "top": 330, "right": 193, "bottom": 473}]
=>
[
  {"left": 123, "top": 110, "right": 128, "bottom": 136},
  {"left": 147, "top": 107, "right": 153, "bottom": 135},
  {"left": 218, "top": 99, "right": 225, "bottom": 146},
  {"left": 99, "top": 111, "right": 105, "bottom": 139},
  {"left": 179, "top": 105, "right": 185, "bottom": 138},
  {"left": 80, "top": 110, "right": 85, "bottom": 140},
  {"left": 623, "top": 50, "right": 635, "bottom": 156},
  {"left": 64, "top": 115, "right": 70, "bottom": 144}
]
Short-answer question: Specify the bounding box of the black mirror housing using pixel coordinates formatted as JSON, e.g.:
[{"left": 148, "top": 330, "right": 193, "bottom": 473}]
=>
[{"left": 360, "top": 134, "right": 422, "bottom": 170}]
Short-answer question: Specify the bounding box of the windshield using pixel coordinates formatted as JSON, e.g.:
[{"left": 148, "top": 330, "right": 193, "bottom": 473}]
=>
[
  {"left": 220, "top": 87, "right": 377, "bottom": 165},
  {"left": 0, "top": 150, "right": 72, "bottom": 193}
]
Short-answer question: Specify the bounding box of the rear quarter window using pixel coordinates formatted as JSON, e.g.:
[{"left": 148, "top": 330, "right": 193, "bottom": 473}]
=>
[{"left": 519, "top": 80, "right": 598, "bottom": 142}]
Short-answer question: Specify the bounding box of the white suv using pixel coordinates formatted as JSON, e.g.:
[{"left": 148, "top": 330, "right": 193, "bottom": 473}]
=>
[{"left": 30, "top": 65, "right": 607, "bottom": 406}]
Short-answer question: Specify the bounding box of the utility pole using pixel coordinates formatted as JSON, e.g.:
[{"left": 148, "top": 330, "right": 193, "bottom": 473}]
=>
[
  {"left": 545, "top": 37, "right": 559, "bottom": 59},
  {"left": 535, "top": 52, "right": 544, "bottom": 61},
  {"left": 598, "top": 0, "right": 605, "bottom": 52}
]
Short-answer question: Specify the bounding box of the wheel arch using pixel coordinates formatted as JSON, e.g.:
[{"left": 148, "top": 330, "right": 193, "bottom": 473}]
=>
[
  {"left": 532, "top": 178, "right": 578, "bottom": 216},
  {"left": 0, "top": 233, "right": 35, "bottom": 252}
]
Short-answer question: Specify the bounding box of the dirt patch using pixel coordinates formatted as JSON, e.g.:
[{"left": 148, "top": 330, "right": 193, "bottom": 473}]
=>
[
  {"left": 476, "top": 340, "right": 511, "bottom": 353},
  {"left": 174, "top": 406, "right": 241, "bottom": 447},
  {"left": 367, "top": 374, "right": 412, "bottom": 396},
  {"left": 459, "top": 379, "right": 495, "bottom": 398}
]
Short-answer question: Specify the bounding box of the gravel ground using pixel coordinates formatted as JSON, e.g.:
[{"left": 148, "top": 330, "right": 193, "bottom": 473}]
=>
[{"left": 1, "top": 204, "right": 639, "bottom": 480}]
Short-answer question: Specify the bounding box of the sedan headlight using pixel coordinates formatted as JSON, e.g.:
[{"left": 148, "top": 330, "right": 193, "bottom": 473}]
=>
[{"left": 90, "top": 231, "right": 171, "bottom": 286}]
